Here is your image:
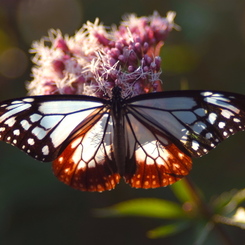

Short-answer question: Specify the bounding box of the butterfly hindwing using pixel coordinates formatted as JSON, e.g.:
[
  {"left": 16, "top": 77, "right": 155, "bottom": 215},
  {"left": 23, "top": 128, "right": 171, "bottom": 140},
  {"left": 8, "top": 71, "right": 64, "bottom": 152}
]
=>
[
  {"left": 123, "top": 111, "right": 192, "bottom": 188},
  {"left": 52, "top": 111, "right": 121, "bottom": 192}
]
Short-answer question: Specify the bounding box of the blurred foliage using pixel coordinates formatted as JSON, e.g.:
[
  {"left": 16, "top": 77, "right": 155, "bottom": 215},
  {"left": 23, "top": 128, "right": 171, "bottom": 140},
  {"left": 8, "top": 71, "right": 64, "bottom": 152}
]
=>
[
  {"left": 0, "top": 0, "right": 245, "bottom": 244},
  {"left": 96, "top": 179, "right": 245, "bottom": 243}
]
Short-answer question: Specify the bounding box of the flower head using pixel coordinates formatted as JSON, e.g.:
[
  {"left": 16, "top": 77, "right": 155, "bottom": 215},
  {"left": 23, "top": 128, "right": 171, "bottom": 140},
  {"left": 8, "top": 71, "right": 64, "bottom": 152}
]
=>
[{"left": 27, "top": 11, "right": 178, "bottom": 99}]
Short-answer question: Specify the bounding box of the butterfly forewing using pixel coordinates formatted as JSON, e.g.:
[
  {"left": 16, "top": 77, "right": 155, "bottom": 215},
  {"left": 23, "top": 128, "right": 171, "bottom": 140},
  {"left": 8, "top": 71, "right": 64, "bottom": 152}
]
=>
[
  {"left": 125, "top": 90, "right": 245, "bottom": 158},
  {"left": 0, "top": 95, "right": 107, "bottom": 161}
]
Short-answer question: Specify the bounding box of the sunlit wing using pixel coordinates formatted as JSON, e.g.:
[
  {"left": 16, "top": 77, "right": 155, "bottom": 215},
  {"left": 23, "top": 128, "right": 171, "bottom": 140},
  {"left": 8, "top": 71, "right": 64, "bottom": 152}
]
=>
[
  {"left": 52, "top": 112, "right": 120, "bottom": 192},
  {"left": 125, "top": 90, "right": 245, "bottom": 157},
  {"left": 1, "top": 89, "right": 245, "bottom": 192},
  {"left": 0, "top": 95, "right": 107, "bottom": 161},
  {"left": 122, "top": 90, "right": 245, "bottom": 188},
  {"left": 123, "top": 111, "right": 192, "bottom": 188}
]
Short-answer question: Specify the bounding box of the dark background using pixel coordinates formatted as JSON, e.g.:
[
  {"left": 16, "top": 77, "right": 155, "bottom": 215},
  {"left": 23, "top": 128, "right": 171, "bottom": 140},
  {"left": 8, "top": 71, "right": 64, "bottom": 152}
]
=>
[{"left": 0, "top": 0, "right": 245, "bottom": 244}]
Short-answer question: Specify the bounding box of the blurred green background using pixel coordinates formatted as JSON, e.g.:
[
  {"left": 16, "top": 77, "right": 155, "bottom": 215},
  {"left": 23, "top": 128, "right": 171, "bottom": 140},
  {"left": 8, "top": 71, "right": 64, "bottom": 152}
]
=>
[{"left": 0, "top": 0, "right": 245, "bottom": 244}]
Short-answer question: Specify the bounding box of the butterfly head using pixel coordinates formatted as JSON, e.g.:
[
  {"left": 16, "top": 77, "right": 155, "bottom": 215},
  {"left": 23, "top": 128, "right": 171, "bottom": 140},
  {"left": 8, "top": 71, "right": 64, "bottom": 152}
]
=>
[{"left": 112, "top": 86, "right": 122, "bottom": 98}]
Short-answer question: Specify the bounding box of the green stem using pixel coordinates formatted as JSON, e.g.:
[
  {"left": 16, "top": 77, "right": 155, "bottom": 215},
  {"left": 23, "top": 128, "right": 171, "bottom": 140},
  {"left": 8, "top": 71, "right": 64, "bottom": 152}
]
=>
[{"left": 183, "top": 177, "right": 235, "bottom": 245}]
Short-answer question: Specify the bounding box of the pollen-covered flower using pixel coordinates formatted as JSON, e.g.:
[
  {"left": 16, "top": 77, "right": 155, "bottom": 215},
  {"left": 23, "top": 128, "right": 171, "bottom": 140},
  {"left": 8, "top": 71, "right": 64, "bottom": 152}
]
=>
[{"left": 27, "top": 11, "right": 178, "bottom": 99}]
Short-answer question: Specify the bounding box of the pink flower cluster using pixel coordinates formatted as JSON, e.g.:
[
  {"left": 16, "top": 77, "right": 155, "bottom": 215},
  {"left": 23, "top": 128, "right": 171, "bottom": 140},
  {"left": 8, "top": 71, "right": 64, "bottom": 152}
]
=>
[{"left": 27, "top": 11, "right": 178, "bottom": 99}]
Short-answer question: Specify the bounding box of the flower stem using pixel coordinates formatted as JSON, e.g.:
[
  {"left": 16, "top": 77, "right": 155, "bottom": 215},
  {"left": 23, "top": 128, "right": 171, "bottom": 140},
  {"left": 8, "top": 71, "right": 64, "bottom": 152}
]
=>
[{"left": 184, "top": 177, "right": 235, "bottom": 245}]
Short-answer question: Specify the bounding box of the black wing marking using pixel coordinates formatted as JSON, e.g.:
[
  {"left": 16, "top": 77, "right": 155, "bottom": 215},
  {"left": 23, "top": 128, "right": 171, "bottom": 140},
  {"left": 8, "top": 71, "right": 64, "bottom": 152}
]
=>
[
  {"left": 52, "top": 112, "right": 120, "bottom": 192},
  {"left": 0, "top": 95, "right": 107, "bottom": 161},
  {"left": 123, "top": 110, "right": 192, "bottom": 189},
  {"left": 125, "top": 90, "right": 245, "bottom": 158},
  {"left": 1, "top": 90, "right": 245, "bottom": 192}
]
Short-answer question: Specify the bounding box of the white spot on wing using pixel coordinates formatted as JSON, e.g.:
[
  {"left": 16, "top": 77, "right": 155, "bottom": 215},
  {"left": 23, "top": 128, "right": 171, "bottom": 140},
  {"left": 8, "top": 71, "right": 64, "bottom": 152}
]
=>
[
  {"left": 42, "top": 145, "right": 49, "bottom": 155},
  {"left": 233, "top": 118, "right": 241, "bottom": 123},
  {"left": 208, "top": 113, "right": 217, "bottom": 125},
  {"left": 192, "top": 121, "right": 207, "bottom": 134},
  {"left": 13, "top": 129, "right": 20, "bottom": 136},
  {"left": 205, "top": 132, "right": 213, "bottom": 139},
  {"left": 201, "top": 92, "right": 213, "bottom": 96},
  {"left": 20, "top": 120, "right": 31, "bottom": 130},
  {"left": 32, "top": 127, "right": 47, "bottom": 140},
  {"left": 223, "top": 131, "right": 228, "bottom": 137},
  {"left": 4, "top": 117, "right": 16, "bottom": 127},
  {"left": 212, "top": 94, "right": 230, "bottom": 102},
  {"left": 221, "top": 109, "right": 234, "bottom": 119},
  {"left": 22, "top": 98, "right": 34, "bottom": 102},
  {"left": 194, "top": 108, "right": 206, "bottom": 117},
  {"left": 11, "top": 100, "right": 23, "bottom": 104},
  {"left": 205, "top": 96, "right": 239, "bottom": 113},
  {"left": 30, "top": 113, "right": 42, "bottom": 123},
  {"left": 0, "top": 104, "right": 31, "bottom": 122},
  {"left": 6, "top": 104, "right": 24, "bottom": 110},
  {"left": 27, "top": 138, "right": 35, "bottom": 145},
  {"left": 192, "top": 140, "right": 199, "bottom": 151},
  {"left": 218, "top": 122, "right": 226, "bottom": 129}
]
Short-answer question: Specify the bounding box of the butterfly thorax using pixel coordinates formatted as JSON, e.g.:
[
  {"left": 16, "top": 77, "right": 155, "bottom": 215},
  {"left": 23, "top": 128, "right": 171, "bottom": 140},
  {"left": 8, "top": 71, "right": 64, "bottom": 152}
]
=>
[
  {"left": 111, "top": 86, "right": 126, "bottom": 175},
  {"left": 111, "top": 86, "right": 123, "bottom": 116}
]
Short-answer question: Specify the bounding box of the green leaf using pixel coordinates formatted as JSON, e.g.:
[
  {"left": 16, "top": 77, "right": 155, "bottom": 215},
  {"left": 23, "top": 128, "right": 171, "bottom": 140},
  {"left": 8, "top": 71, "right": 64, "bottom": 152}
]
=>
[
  {"left": 147, "top": 221, "right": 189, "bottom": 238},
  {"left": 229, "top": 189, "right": 245, "bottom": 207},
  {"left": 212, "top": 189, "right": 245, "bottom": 215},
  {"left": 212, "top": 189, "right": 237, "bottom": 214},
  {"left": 193, "top": 221, "right": 214, "bottom": 245},
  {"left": 94, "top": 198, "right": 186, "bottom": 219},
  {"left": 171, "top": 178, "right": 195, "bottom": 203}
]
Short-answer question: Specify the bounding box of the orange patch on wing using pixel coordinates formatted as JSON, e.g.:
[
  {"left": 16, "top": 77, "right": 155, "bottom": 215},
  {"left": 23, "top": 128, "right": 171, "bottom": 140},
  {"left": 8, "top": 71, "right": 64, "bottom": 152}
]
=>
[
  {"left": 52, "top": 134, "right": 120, "bottom": 192},
  {"left": 125, "top": 143, "right": 192, "bottom": 189}
]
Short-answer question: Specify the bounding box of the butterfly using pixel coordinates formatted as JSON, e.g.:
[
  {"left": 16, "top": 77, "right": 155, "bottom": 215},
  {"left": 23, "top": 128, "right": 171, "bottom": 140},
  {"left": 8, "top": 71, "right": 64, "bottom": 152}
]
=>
[{"left": 0, "top": 87, "right": 245, "bottom": 192}]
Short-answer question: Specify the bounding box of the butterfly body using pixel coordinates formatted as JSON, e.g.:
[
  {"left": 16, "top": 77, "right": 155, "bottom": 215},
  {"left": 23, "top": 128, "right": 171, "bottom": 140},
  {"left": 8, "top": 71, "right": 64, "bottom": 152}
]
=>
[
  {"left": 0, "top": 88, "right": 245, "bottom": 192},
  {"left": 110, "top": 87, "right": 127, "bottom": 176}
]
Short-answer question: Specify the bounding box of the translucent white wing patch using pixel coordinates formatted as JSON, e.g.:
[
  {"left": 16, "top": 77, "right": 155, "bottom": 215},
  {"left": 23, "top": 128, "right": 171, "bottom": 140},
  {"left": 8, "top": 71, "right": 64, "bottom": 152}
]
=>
[
  {"left": 0, "top": 89, "right": 245, "bottom": 192},
  {"left": 123, "top": 113, "right": 192, "bottom": 188},
  {"left": 126, "top": 90, "right": 245, "bottom": 158},
  {"left": 52, "top": 112, "right": 120, "bottom": 192},
  {"left": 0, "top": 95, "right": 106, "bottom": 161}
]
